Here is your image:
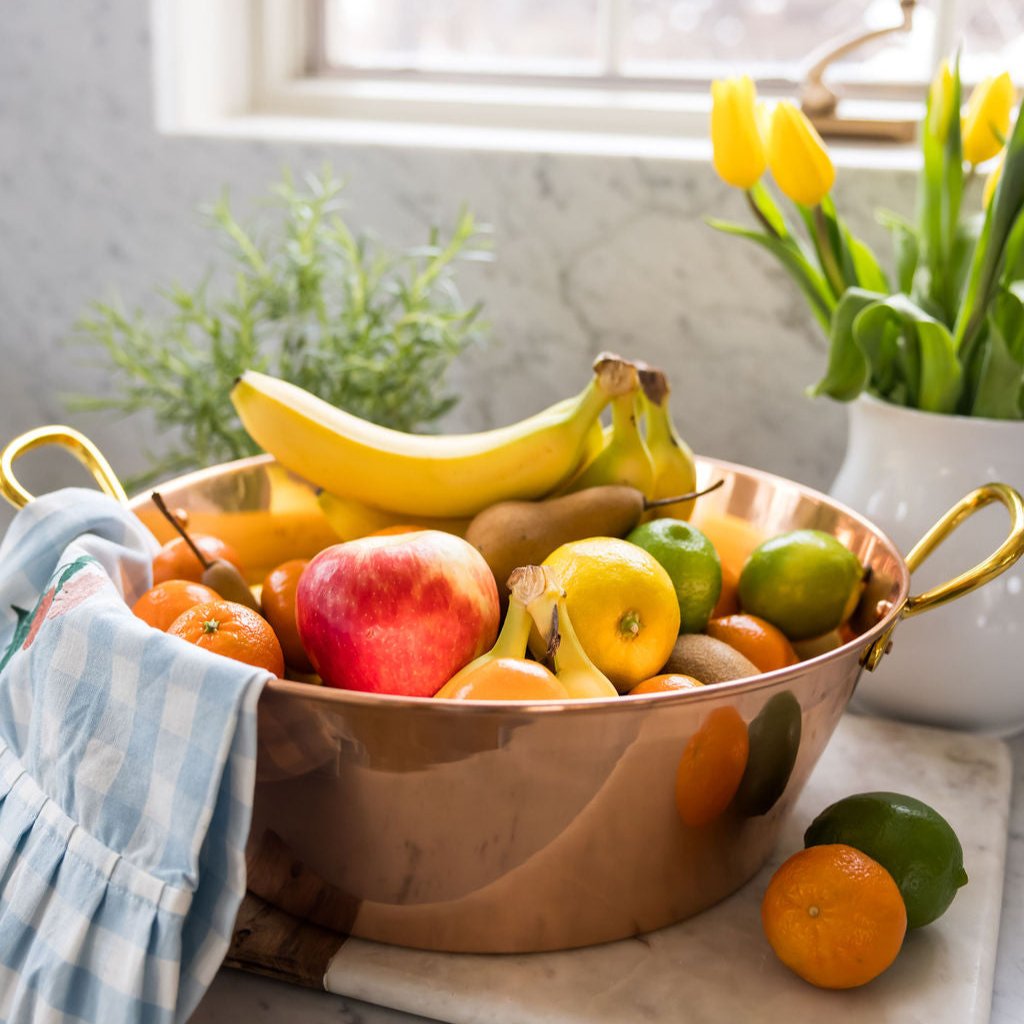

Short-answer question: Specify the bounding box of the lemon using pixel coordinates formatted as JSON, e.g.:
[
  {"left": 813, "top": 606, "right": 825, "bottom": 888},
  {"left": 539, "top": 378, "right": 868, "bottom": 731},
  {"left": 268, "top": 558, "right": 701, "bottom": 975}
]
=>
[
  {"left": 626, "top": 519, "right": 722, "bottom": 634},
  {"left": 535, "top": 537, "right": 680, "bottom": 692},
  {"left": 804, "top": 791, "right": 968, "bottom": 929},
  {"left": 738, "top": 529, "right": 863, "bottom": 641}
]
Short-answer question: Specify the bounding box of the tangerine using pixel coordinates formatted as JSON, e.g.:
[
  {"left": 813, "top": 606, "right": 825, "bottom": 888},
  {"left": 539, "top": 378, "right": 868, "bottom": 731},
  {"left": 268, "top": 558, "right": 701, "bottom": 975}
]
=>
[
  {"left": 441, "top": 657, "right": 569, "bottom": 701},
  {"left": 132, "top": 579, "right": 220, "bottom": 632},
  {"left": 152, "top": 534, "right": 245, "bottom": 585},
  {"left": 711, "top": 562, "right": 740, "bottom": 618},
  {"left": 675, "top": 706, "right": 749, "bottom": 827},
  {"left": 761, "top": 843, "right": 907, "bottom": 989},
  {"left": 167, "top": 599, "right": 284, "bottom": 678},
  {"left": 261, "top": 559, "right": 313, "bottom": 672},
  {"left": 628, "top": 674, "right": 704, "bottom": 695},
  {"left": 705, "top": 614, "right": 799, "bottom": 673}
]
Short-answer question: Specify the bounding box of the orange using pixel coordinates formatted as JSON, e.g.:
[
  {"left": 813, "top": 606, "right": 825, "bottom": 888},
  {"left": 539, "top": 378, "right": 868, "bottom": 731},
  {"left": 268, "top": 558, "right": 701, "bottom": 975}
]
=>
[
  {"left": 261, "top": 559, "right": 313, "bottom": 672},
  {"left": 168, "top": 599, "right": 285, "bottom": 678},
  {"left": 132, "top": 579, "right": 220, "bottom": 632},
  {"left": 761, "top": 843, "right": 907, "bottom": 989},
  {"left": 152, "top": 535, "right": 245, "bottom": 585},
  {"left": 711, "top": 562, "right": 740, "bottom": 618},
  {"left": 441, "top": 657, "right": 569, "bottom": 701},
  {"left": 675, "top": 706, "right": 749, "bottom": 827},
  {"left": 628, "top": 674, "right": 704, "bottom": 695},
  {"left": 705, "top": 614, "right": 799, "bottom": 673}
]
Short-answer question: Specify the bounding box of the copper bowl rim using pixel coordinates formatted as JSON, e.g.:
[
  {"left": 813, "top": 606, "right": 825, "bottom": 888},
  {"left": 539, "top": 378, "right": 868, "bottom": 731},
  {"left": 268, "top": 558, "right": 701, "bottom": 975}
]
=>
[{"left": 130, "top": 452, "right": 911, "bottom": 716}]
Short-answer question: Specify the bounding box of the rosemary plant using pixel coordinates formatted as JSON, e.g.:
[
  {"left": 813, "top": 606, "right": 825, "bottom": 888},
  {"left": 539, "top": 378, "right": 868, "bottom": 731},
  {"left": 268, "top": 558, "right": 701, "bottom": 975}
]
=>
[{"left": 70, "top": 169, "right": 490, "bottom": 487}]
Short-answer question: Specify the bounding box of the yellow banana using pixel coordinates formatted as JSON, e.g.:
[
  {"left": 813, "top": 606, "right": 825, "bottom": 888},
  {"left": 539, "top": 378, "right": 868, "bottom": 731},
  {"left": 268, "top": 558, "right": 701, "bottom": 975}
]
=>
[
  {"left": 563, "top": 387, "right": 654, "bottom": 496},
  {"left": 434, "top": 565, "right": 551, "bottom": 697},
  {"left": 638, "top": 367, "right": 697, "bottom": 521},
  {"left": 526, "top": 567, "right": 619, "bottom": 699},
  {"left": 231, "top": 355, "right": 636, "bottom": 519},
  {"left": 317, "top": 489, "right": 471, "bottom": 540}
]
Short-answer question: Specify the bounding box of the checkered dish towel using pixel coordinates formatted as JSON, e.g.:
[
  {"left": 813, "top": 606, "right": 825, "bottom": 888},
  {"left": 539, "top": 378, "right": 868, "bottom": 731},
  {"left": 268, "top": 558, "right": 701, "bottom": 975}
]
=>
[{"left": 0, "top": 489, "right": 270, "bottom": 1023}]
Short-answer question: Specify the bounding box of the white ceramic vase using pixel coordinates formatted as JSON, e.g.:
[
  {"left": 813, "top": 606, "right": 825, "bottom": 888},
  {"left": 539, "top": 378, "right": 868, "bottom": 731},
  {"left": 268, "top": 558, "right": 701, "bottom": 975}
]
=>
[{"left": 830, "top": 394, "right": 1024, "bottom": 736}]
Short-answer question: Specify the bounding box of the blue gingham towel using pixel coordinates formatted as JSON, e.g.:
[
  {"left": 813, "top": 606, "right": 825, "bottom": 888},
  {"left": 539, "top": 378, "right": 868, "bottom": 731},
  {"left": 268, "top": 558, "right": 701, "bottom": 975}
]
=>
[{"left": 0, "top": 488, "right": 270, "bottom": 1023}]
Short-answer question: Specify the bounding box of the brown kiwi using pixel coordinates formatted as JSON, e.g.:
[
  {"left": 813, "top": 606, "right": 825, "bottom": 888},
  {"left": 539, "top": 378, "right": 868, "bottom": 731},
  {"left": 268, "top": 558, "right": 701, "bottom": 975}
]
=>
[{"left": 661, "top": 633, "right": 760, "bottom": 685}]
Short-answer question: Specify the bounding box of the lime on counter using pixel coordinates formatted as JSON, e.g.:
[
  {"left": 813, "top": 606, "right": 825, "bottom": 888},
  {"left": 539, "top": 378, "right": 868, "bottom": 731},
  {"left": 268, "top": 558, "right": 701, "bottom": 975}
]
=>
[
  {"left": 804, "top": 791, "right": 968, "bottom": 929},
  {"left": 738, "top": 529, "right": 862, "bottom": 641}
]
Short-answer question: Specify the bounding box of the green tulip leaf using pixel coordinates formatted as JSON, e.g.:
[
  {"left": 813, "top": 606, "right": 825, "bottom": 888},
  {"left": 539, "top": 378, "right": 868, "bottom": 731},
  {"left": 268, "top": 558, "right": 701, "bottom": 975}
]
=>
[
  {"left": 809, "top": 288, "right": 884, "bottom": 401},
  {"left": 846, "top": 233, "right": 890, "bottom": 294},
  {"left": 877, "top": 209, "right": 920, "bottom": 295},
  {"left": 854, "top": 295, "right": 962, "bottom": 413},
  {"left": 706, "top": 218, "right": 835, "bottom": 329},
  {"left": 971, "top": 316, "right": 1024, "bottom": 418}
]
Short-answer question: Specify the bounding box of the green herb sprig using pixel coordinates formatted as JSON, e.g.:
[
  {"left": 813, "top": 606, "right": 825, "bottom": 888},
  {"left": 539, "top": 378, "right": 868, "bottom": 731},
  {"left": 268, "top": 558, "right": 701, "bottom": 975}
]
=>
[{"left": 69, "top": 168, "right": 491, "bottom": 488}]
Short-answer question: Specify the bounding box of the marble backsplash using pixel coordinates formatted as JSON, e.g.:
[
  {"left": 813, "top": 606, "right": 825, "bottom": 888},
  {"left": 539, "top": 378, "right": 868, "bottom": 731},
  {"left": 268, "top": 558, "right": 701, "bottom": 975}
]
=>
[{"left": 0, "top": 0, "right": 927, "bottom": 533}]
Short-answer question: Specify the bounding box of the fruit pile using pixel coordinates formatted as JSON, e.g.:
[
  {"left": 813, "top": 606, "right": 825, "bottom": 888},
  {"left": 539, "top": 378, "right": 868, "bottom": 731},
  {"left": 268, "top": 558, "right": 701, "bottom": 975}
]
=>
[
  {"left": 128, "top": 353, "right": 867, "bottom": 696},
  {"left": 763, "top": 791, "right": 968, "bottom": 989}
]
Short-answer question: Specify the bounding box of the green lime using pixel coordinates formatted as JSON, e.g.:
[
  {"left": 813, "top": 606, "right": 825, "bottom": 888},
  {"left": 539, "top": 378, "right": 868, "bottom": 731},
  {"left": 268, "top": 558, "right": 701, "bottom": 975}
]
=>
[
  {"left": 738, "top": 529, "right": 862, "bottom": 641},
  {"left": 626, "top": 519, "right": 721, "bottom": 634},
  {"left": 804, "top": 791, "right": 968, "bottom": 929}
]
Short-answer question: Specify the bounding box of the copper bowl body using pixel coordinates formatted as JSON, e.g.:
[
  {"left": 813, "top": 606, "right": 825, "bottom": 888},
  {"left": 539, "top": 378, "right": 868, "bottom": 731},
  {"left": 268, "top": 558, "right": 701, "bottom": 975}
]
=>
[{"left": 132, "top": 455, "right": 912, "bottom": 954}]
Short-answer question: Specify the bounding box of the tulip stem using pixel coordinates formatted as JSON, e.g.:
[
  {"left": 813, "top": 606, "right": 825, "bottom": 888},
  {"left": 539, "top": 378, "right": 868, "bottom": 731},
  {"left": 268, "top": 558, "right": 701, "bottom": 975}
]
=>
[
  {"left": 812, "top": 206, "right": 846, "bottom": 298},
  {"left": 746, "top": 190, "right": 780, "bottom": 239}
]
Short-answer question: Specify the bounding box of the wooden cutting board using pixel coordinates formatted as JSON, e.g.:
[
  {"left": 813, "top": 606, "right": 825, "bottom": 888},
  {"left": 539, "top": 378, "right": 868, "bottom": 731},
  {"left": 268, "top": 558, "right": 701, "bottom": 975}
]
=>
[{"left": 224, "top": 713, "right": 1011, "bottom": 1024}]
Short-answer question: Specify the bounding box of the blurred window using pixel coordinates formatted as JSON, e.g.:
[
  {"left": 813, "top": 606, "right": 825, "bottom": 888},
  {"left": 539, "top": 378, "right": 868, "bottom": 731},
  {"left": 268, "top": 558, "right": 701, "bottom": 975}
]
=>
[{"left": 311, "top": 0, "right": 1022, "bottom": 92}]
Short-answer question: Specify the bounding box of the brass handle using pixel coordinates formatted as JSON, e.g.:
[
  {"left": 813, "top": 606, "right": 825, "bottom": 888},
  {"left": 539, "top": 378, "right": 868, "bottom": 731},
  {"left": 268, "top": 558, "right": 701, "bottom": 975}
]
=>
[
  {"left": 862, "top": 483, "right": 1024, "bottom": 669},
  {"left": 0, "top": 426, "right": 129, "bottom": 509}
]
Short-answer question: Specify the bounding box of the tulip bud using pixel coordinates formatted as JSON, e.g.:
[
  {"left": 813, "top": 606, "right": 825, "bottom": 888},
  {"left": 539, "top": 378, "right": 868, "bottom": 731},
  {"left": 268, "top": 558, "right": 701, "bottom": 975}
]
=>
[
  {"left": 927, "top": 59, "right": 955, "bottom": 143},
  {"left": 767, "top": 101, "right": 836, "bottom": 207},
  {"left": 983, "top": 150, "right": 1004, "bottom": 208},
  {"left": 710, "top": 76, "right": 767, "bottom": 190},
  {"left": 962, "top": 72, "right": 1016, "bottom": 166}
]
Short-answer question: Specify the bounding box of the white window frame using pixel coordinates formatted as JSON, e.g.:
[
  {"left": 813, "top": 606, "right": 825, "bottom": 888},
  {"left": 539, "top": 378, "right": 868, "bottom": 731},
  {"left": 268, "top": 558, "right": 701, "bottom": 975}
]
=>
[{"left": 153, "top": 0, "right": 965, "bottom": 159}]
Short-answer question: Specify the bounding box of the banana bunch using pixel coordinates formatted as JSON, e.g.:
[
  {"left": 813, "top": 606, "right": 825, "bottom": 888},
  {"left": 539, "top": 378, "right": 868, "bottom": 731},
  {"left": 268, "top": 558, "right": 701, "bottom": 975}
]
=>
[
  {"left": 561, "top": 363, "right": 697, "bottom": 520},
  {"left": 231, "top": 354, "right": 638, "bottom": 520}
]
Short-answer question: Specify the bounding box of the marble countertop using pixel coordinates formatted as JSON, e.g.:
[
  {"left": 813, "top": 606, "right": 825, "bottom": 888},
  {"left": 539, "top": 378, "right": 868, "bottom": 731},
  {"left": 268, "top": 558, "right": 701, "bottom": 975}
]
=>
[{"left": 189, "top": 719, "right": 1024, "bottom": 1024}]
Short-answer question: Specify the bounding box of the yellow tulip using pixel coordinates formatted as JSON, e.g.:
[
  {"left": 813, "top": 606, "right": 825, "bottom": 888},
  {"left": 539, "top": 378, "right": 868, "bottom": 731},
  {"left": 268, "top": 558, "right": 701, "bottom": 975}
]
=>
[
  {"left": 767, "top": 101, "right": 836, "bottom": 207},
  {"left": 983, "top": 150, "right": 1004, "bottom": 207},
  {"left": 927, "top": 59, "right": 955, "bottom": 143},
  {"left": 963, "top": 72, "right": 1016, "bottom": 165},
  {"left": 710, "top": 76, "right": 767, "bottom": 190}
]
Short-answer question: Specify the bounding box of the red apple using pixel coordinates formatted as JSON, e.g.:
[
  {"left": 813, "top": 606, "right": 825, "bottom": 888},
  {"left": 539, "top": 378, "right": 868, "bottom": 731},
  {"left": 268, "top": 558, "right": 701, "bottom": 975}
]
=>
[{"left": 296, "top": 530, "right": 500, "bottom": 696}]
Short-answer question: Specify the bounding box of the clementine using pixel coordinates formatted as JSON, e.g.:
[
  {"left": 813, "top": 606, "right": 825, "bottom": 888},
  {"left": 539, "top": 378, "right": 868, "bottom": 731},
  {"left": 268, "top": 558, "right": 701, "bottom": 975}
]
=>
[
  {"left": 261, "top": 559, "right": 313, "bottom": 672},
  {"left": 761, "top": 843, "right": 907, "bottom": 988},
  {"left": 132, "top": 579, "right": 220, "bottom": 632},
  {"left": 628, "top": 674, "right": 704, "bottom": 695},
  {"left": 167, "top": 599, "right": 284, "bottom": 678},
  {"left": 705, "top": 614, "right": 799, "bottom": 673},
  {"left": 441, "top": 657, "right": 569, "bottom": 701},
  {"left": 152, "top": 534, "right": 245, "bottom": 585}
]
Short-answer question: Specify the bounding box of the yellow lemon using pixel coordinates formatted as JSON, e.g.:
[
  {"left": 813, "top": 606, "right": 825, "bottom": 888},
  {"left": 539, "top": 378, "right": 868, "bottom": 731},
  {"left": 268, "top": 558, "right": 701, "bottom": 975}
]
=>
[{"left": 532, "top": 537, "right": 680, "bottom": 692}]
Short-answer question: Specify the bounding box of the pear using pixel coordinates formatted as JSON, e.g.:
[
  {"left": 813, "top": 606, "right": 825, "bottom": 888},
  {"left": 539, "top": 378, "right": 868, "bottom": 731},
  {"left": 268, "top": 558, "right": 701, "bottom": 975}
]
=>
[{"left": 465, "top": 481, "right": 723, "bottom": 593}]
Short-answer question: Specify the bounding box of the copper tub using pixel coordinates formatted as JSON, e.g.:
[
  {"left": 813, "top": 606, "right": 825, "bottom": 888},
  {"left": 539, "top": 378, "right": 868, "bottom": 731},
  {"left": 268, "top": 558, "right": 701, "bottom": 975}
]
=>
[{"left": 3, "top": 431, "right": 1023, "bottom": 953}]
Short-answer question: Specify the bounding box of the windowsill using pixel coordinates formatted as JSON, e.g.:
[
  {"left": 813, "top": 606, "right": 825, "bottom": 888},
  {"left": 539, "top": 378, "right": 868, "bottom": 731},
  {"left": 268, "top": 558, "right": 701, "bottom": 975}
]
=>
[{"left": 172, "top": 109, "right": 924, "bottom": 174}]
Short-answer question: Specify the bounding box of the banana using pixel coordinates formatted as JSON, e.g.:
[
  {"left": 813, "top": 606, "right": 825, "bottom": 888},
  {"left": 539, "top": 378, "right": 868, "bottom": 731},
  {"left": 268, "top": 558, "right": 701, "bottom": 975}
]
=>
[
  {"left": 525, "top": 566, "right": 619, "bottom": 699},
  {"left": 231, "top": 355, "right": 636, "bottom": 519},
  {"left": 563, "top": 387, "right": 654, "bottom": 496},
  {"left": 317, "top": 489, "right": 471, "bottom": 541},
  {"left": 638, "top": 367, "right": 697, "bottom": 522},
  {"left": 434, "top": 564, "right": 549, "bottom": 698}
]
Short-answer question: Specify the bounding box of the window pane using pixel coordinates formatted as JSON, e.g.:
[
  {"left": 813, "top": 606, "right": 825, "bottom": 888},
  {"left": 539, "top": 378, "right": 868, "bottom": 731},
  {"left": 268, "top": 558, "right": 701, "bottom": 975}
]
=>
[
  {"left": 621, "top": 0, "right": 934, "bottom": 82},
  {"left": 323, "top": 0, "right": 603, "bottom": 75},
  {"left": 956, "top": 1, "right": 1024, "bottom": 83}
]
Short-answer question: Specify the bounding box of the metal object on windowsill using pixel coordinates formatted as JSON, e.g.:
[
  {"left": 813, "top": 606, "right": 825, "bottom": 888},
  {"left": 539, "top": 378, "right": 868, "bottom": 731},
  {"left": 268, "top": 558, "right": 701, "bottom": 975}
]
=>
[{"left": 800, "top": 0, "right": 918, "bottom": 143}]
